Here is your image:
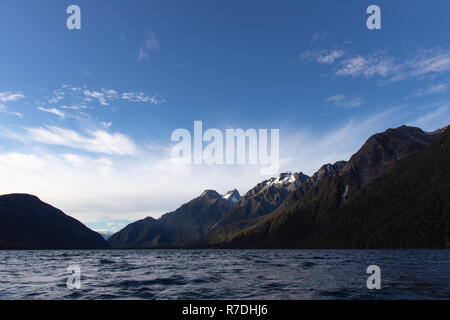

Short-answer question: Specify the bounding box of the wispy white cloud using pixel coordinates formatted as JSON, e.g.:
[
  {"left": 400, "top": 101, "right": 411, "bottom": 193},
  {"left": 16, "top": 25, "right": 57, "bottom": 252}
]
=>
[
  {"left": 62, "top": 153, "right": 113, "bottom": 168},
  {"left": 83, "top": 90, "right": 109, "bottom": 106},
  {"left": 100, "top": 121, "right": 113, "bottom": 128},
  {"left": 61, "top": 104, "right": 88, "bottom": 110},
  {"left": 409, "top": 50, "right": 450, "bottom": 77},
  {"left": 301, "top": 48, "right": 450, "bottom": 84},
  {"left": 82, "top": 89, "right": 120, "bottom": 106},
  {"left": 0, "top": 152, "right": 45, "bottom": 171},
  {"left": 102, "top": 89, "right": 119, "bottom": 99},
  {"left": 406, "top": 103, "right": 450, "bottom": 131},
  {"left": 0, "top": 104, "right": 22, "bottom": 118},
  {"left": 24, "top": 126, "right": 137, "bottom": 155},
  {"left": 122, "top": 92, "right": 164, "bottom": 104},
  {"left": 48, "top": 88, "right": 65, "bottom": 104},
  {"left": 28, "top": 85, "right": 165, "bottom": 130},
  {"left": 335, "top": 53, "right": 395, "bottom": 79},
  {"left": 0, "top": 91, "right": 25, "bottom": 102},
  {"left": 300, "top": 50, "right": 345, "bottom": 64},
  {"left": 46, "top": 85, "right": 163, "bottom": 109},
  {"left": 310, "top": 32, "right": 330, "bottom": 43},
  {"left": 413, "top": 81, "right": 450, "bottom": 97},
  {"left": 37, "top": 107, "right": 65, "bottom": 118},
  {"left": 138, "top": 32, "right": 160, "bottom": 62},
  {"left": 326, "top": 94, "right": 364, "bottom": 108}
]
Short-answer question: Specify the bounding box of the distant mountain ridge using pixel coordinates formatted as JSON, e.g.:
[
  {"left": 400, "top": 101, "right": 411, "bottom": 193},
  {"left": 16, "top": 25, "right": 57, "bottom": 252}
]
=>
[
  {"left": 0, "top": 194, "right": 110, "bottom": 249},
  {"left": 97, "top": 230, "right": 114, "bottom": 240},
  {"left": 108, "top": 189, "right": 241, "bottom": 248}
]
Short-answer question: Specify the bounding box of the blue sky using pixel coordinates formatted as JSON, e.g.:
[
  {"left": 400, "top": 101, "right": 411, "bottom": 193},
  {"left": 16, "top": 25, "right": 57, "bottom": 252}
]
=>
[{"left": 1, "top": 0, "right": 449, "bottom": 232}]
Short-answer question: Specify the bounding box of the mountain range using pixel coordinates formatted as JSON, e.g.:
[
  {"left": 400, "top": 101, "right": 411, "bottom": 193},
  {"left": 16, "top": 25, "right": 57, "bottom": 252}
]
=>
[
  {"left": 221, "top": 125, "right": 449, "bottom": 248},
  {"left": 0, "top": 124, "right": 448, "bottom": 249},
  {"left": 109, "top": 125, "right": 449, "bottom": 249},
  {"left": 108, "top": 189, "right": 241, "bottom": 248}
]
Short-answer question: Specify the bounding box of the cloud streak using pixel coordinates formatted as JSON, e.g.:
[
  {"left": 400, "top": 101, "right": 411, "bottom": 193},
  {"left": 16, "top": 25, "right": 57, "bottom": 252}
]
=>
[
  {"left": 326, "top": 94, "right": 364, "bottom": 108},
  {"left": 122, "top": 92, "right": 164, "bottom": 104},
  {"left": 300, "top": 48, "right": 450, "bottom": 84},
  {"left": 138, "top": 32, "right": 160, "bottom": 62},
  {"left": 0, "top": 91, "right": 25, "bottom": 102},
  {"left": 413, "top": 82, "right": 450, "bottom": 97},
  {"left": 38, "top": 107, "right": 65, "bottom": 118},
  {"left": 300, "top": 50, "right": 345, "bottom": 64},
  {"left": 0, "top": 104, "right": 22, "bottom": 118},
  {"left": 24, "top": 126, "right": 137, "bottom": 155}
]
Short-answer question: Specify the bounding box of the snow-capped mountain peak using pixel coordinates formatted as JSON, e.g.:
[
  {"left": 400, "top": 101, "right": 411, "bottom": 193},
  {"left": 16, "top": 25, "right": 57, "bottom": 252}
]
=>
[
  {"left": 222, "top": 189, "right": 241, "bottom": 203},
  {"left": 266, "top": 172, "right": 297, "bottom": 186},
  {"left": 274, "top": 172, "right": 296, "bottom": 184}
]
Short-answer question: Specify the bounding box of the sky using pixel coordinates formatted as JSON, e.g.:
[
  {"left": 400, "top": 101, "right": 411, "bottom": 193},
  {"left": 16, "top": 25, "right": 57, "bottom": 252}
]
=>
[{"left": 0, "top": 0, "right": 449, "bottom": 232}]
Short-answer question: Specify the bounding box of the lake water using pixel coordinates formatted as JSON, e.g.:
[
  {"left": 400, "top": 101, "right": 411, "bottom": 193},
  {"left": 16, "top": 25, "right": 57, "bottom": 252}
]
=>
[{"left": 0, "top": 250, "right": 449, "bottom": 300}]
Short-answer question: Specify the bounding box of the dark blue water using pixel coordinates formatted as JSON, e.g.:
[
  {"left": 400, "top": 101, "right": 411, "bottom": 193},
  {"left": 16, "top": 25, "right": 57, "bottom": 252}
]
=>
[{"left": 0, "top": 250, "right": 449, "bottom": 299}]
